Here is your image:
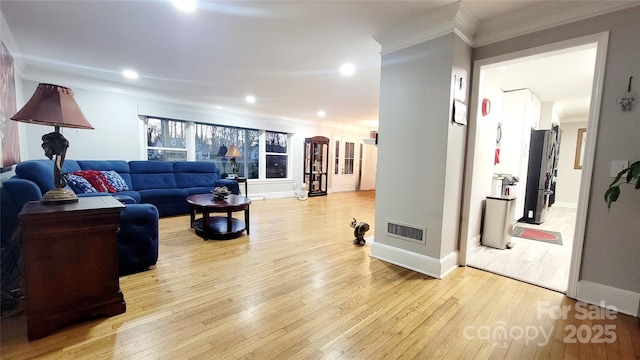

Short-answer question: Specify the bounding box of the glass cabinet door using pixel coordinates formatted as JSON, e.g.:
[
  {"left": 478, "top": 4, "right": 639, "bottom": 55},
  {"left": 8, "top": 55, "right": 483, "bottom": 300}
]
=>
[{"left": 304, "top": 136, "right": 329, "bottom": 196}]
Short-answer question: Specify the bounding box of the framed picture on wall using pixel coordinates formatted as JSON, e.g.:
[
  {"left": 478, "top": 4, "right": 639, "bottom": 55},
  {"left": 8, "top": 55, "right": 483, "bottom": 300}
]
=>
[{"left": 574, "top": 128, "right": 587, "bottom": 169}]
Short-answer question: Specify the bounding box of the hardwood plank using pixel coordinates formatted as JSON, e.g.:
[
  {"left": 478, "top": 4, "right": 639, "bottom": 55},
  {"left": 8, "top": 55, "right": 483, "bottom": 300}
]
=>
[{"left": 1, "top": 191, "right": 638, "bottom": 359}]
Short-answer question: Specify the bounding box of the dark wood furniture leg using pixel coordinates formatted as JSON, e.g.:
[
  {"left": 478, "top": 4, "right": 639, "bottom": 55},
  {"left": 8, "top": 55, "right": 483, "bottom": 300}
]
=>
[
  {"left": 203, "top": 211, "right": 210, "bottom": 240},
  {"left": 245, "top": 207, "right": 250, "bottom": 234}
]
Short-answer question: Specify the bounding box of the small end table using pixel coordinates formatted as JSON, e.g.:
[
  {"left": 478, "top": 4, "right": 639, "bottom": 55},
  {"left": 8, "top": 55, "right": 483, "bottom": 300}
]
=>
[{"left": 19, "top": 196, "right": 126, "bottom": 340}]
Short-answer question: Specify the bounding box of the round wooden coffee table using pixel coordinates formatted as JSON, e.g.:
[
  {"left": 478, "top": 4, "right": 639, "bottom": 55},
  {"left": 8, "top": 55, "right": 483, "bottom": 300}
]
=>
[{"left": 186, "top": 194, "right": 251, "bottom": 240}]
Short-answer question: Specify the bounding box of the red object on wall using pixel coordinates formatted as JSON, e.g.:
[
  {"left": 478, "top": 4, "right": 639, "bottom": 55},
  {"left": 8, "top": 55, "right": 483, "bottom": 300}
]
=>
[{"left": 482, "top": 98, "right": 491, "bottom": 116}]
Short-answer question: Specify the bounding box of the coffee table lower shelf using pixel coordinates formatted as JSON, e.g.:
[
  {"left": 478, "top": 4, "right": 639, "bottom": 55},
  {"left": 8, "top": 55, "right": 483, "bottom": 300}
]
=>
[{"left": 193, "top": 217, "right": 246, "bottom": 240}]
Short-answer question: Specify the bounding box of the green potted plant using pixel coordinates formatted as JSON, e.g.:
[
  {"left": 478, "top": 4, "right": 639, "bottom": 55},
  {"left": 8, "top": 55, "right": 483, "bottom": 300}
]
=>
[{"left": 604, "top": 160, "right": 640, "bottom": 209}]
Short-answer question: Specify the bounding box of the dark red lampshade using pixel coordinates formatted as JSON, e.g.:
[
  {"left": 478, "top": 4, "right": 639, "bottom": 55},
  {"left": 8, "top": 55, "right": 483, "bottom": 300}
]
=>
[
  {"left": 10, "top": 83, "right": 93, "bottom": 204},
  {"left": 11, "top": 83, "right": 94, "bottom": 129}
]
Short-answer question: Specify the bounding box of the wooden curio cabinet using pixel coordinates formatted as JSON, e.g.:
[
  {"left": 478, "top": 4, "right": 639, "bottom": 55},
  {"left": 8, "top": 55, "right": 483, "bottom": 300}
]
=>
[{"left": 304, "top": 136, "right": 329, "bottom": 197}]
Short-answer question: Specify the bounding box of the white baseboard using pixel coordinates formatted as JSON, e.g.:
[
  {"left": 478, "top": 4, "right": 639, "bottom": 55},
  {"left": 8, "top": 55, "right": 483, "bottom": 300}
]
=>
[
  {"left": 576, "top": 280, "right": 639, "bottom": 317},
  {"left": 250, "top": 191, "right": 296, "bottom": 200},
  {"left": 470, "top": 234, "right": 481, "bottom": 248},
  {"left": 370, "top": 241, "right": 459, "bottom": 279},
  {"left": 364, "top": 235, "right": 374, "bottom": 246}
]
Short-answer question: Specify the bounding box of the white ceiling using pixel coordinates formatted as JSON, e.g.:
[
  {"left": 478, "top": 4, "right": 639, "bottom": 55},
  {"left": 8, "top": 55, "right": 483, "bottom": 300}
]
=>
[
  {"left": 486, "top": 45, "right": 598, "bottom": 119},
  {"left": 0, "top": 1, "right": 634, "bottom": 128}
]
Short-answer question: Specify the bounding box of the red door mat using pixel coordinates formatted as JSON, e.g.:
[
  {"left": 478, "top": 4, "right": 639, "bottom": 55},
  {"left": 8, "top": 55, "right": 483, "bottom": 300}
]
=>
[{"left": 511, "top": 226, "right": 563, "bottom": 245}]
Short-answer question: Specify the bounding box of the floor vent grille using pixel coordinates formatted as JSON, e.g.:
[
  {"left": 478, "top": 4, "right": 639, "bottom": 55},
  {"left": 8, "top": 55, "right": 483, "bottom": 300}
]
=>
[{"left": 386, "top": 220, "right": 426, "bottom": 244}]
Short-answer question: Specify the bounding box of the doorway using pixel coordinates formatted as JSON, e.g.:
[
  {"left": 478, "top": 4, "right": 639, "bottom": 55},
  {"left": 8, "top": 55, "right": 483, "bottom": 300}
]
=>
[
  {"left": 459, "top": 33, "right": 608, "bottom": 297},
  {"left": 332, "top": 136, "right": 360, "bottom": 192}
]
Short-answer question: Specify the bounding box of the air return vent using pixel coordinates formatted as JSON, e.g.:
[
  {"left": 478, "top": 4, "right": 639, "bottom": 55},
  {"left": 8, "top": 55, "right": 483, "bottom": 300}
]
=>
[{"left": 386, "top": 220, "right": 426, "bottom": 244}]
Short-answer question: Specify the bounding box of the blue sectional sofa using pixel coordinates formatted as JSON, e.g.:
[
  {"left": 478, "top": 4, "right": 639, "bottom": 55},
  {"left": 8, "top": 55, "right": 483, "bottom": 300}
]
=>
[
  {"left": 1, "top": 159, "right": 240, "bottom": 275},
  {"left": 12, "top": 159, "right": 240, "bottom": 216}
]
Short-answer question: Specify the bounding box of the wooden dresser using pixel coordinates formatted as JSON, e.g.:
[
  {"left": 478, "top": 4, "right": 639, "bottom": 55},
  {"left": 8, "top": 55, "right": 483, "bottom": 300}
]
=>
[{"left": 19, "top": 196, "right": 126, "bottom": 340}]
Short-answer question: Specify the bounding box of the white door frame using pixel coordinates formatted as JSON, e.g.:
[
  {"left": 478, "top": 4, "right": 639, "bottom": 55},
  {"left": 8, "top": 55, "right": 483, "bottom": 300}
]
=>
[{"left": 459, "top": 32, "right": 609, "bottom": 299}]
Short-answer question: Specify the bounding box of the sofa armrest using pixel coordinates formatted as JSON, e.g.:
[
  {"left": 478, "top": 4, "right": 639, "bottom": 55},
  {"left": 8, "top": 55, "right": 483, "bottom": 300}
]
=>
[
  {"left": 1, "top": 178, "right": 42, "bottom": 245},
  {"left": 113, "top": 195, "right": 137, "bottom": 204},
  {"left": 214, "top": 179, "right": 240, "bottom": 195},
  {"left": 118, "top": 204, "right": 159, "bottom": 275}
]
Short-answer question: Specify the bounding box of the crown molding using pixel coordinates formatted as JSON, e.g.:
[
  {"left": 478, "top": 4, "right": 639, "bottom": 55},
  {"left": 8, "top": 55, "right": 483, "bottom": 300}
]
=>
[
  {"left": 474, "top": 1, "right": 640, "bottom": 47},
  {"left": 373, "top": 1, "right": 640, "bottom": 53},
  {"left": 373, "top": 2, "right": 479, "bottom": 55}
]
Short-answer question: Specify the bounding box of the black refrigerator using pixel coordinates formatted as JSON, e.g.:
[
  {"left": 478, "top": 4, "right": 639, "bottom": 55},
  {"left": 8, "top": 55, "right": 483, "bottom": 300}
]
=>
[{"left": 521, "top": 129, "right": 557, "bottom": 224}]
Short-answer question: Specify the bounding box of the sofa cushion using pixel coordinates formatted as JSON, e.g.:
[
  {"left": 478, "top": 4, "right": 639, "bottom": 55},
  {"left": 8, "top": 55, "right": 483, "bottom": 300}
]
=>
[
  {"left": 137, "top": 188, "right": 188, "bottom": 204},
  {"left": 174, "top": 161, "right": 220, "bottom": 188},
  {"left": 77, "top": 160, "right": 133, "bottom": 190},
  {"left": 65, "top": 174, "right": 98, "bottom": 193},
  {"left": 101, "top": 170, "right": 129, "bottom": 191},
  {"left": 129, "top": 161, "right": 177, "bottom": 190},
  {"left": 73, "top": 170, "right": 117, "bottom": 193},
  {"left": 15, "top": 159, "right": 81, "bottom": 195}
]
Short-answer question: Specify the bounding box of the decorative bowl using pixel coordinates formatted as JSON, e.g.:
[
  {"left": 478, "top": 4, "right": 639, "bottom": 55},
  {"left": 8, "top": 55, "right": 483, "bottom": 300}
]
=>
[{"left": 211, "top": 186, "right": 231, "bottom": 200}]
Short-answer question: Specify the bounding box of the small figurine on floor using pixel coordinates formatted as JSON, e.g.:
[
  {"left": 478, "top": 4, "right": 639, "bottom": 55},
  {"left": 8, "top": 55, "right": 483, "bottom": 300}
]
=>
[{"left": 350, "top": 218, "right": 370, "bottom": 246}]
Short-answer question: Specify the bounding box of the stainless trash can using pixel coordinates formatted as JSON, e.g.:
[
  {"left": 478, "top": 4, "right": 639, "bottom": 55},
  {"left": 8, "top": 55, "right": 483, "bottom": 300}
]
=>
[{"left": 482, "top": 195, "right": 516, "bottom": 249}]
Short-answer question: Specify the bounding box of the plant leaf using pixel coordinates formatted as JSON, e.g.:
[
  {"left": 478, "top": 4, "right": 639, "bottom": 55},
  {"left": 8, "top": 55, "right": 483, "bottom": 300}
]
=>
[
  {"left": 604, "top": 186, "right": 620, "bottom": 210},
  {"left": 628, "top": 161, "right": 640, "bottom": 183},
  {"left": 609, "top": 168, "right": 629, "bottom": 187}
]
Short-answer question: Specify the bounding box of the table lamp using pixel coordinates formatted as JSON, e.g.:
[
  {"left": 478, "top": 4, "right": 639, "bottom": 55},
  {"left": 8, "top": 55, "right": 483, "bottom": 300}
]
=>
[
  {"left": 225, "top": 144, "right": 242, "bottom": 179},
  {"left": 11, "top": 83, "right": 94, "bottom": 204}
]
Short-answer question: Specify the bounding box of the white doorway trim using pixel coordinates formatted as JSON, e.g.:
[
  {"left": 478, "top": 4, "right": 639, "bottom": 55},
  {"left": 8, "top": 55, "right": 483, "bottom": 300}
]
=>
[{"left": 460, "top": 32, "right": 609, "bottom": 299}]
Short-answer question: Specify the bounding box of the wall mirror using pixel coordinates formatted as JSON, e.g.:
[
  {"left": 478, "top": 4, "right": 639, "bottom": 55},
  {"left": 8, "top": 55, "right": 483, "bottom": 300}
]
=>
[{"left": 574, "top": 128, "right": 587, "bottom": 169}]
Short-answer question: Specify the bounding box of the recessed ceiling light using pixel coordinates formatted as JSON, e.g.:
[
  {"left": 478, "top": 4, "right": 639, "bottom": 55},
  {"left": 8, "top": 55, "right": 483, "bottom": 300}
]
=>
[
  {"left": 245, "top": 95, "right": 256, "bottom": 103},
  {"left": 340, "top": 63, "right": 355, "bottom": 76},
  {"left": 172, "top": 0, "right": 196, "bottom": 12},
  {"left": 122, "top": 70, "right": 138, "bottom": 79},
  {"left": 317, "top": 110, "right": 326, "bottom": 118}
]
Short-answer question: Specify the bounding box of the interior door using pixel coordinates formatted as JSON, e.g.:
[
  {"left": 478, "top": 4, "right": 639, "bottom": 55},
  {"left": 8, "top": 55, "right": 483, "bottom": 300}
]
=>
[{"left": 333, "top": 137, "right": 358, "bottom": 192}]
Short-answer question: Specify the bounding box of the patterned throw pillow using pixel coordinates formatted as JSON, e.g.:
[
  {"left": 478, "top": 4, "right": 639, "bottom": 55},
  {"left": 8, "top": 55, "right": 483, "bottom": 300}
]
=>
[
  {"left": 65, "top": 174, "right": 97, "bottom": 193},
  {"left": 101, "top": 170, "right": 129, "bottom": 192},
  {"left": 72, "top": 170, "right": 117, "bottom": 193}
]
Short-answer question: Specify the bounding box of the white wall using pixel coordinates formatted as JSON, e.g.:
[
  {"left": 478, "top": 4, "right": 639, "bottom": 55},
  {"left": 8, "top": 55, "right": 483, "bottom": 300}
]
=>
[
  {"left": 555, "top": 119, "right": 587, "bottom": 207},
  {"left": 374, "top": 34, "right": 452, "bottom": 259},
  {"left": 372, "top": 32, "right": 469, "bottom": 278},
  {"left": 539, "top": 101, "right": 559, "bottom": 129},
  {"left": 459, "top": 67, "right": 505, "bottom": 251},
  {"left": 17, "top": 80, "right": 376, "bottom": 198},
  {"left": 441, "top": 34, "right": 471, "bottom": 257}
]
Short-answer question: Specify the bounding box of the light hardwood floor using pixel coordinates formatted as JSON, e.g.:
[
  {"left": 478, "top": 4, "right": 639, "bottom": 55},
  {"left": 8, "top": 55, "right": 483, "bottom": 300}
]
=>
[{"left": 2, "top": 192, "right": 638, "bottom": 359}]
